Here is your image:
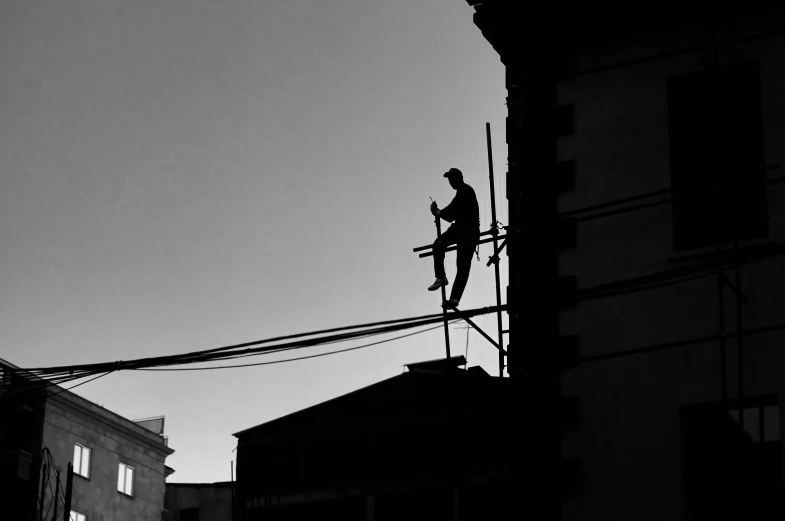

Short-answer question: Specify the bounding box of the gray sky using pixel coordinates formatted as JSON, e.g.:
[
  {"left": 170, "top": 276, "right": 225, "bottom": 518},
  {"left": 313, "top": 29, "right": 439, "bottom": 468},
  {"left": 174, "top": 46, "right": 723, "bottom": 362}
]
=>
[{"left": 0, "top": 0, "right": 506, "bottom": 482}]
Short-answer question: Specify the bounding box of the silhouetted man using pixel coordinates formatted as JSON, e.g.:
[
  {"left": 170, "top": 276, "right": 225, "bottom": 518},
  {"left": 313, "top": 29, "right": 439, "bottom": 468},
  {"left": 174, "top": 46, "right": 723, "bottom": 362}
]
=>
[{"left": 428, "top": 168, "right": 480, "bottom": 309}]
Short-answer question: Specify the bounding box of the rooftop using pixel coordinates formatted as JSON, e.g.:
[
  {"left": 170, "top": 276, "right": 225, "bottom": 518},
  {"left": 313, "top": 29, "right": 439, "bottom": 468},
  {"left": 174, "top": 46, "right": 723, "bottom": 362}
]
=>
[
  {"left": 234, "top": 358, "right": 506, "bottom": 442},
  {"left": 0, "top": 357, "right": 173, "bottom": 455}
]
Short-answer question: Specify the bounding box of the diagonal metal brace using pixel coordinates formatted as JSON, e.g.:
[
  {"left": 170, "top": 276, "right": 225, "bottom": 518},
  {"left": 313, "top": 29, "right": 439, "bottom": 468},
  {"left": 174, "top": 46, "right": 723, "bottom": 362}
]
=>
[
  {"left": 720, "top": 272, "right": 748, "bottom": 303},
  {"left": 451, "top": 307, "right": 506, "bottom": 355},
  {"left": 486, "top": 239, "right": 507, "bottom": 266}
]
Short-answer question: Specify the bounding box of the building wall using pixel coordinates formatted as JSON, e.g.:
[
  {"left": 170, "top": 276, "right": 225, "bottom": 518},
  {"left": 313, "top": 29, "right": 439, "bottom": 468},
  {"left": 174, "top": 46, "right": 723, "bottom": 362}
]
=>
[
  {"left": 555, "top": 17, "right": 785, "bottom": 521},
  {"left": 164, "top": 483, "right": 233, "bottom": 521},
  {"left": 41, "top": 395, "right": 171, "bottom": 521},
  {"left": 236, "top": 374, "right": 512, "bottom": 521}
]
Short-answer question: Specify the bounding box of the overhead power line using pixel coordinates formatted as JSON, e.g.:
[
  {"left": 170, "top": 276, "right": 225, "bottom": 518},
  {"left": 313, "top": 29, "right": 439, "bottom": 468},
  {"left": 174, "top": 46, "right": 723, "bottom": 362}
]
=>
[
  {"left": 2, "top": 306, "right": 504, "bottom": 398},
  {"left": 138, "top": 321, "right": 457, "bottom": 372}
]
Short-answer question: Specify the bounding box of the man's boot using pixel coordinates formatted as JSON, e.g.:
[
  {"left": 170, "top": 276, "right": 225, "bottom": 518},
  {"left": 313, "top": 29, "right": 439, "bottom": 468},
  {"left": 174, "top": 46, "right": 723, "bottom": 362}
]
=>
[{"left": 428, "top": 277, "right": 448, "bottom": 291}]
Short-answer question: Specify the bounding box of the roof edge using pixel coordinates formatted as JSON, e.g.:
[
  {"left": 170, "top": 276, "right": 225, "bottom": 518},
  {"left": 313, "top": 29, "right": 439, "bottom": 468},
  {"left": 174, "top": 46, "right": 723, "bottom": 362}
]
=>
[{"left": 232, "top": 372, "right": 405, "bottom": 438}]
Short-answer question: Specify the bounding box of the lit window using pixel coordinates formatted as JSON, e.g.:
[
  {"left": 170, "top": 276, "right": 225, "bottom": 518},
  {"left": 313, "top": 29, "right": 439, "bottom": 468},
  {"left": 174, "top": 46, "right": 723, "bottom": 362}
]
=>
[
  {"left": 73, "top": 444, "right": 91, "bottom": 479},
  {"left": 70, "top": 511, "right": 86, "bottom": 521},
  {"left": 117, "top": 463, "right": 134, "bottom": 496}
]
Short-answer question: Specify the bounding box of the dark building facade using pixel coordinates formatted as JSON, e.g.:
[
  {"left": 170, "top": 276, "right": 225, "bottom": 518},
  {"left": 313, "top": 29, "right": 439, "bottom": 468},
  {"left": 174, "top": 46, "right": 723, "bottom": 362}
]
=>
[
  {"left": 465, "top": 2, "right": 785, "bottom": 520},
  {"left": 234, "top": 360, "right": 512, "bottom": 521},
  {"left": 0, "top": 358, "right": 174, "bottom": 521},
  {"left": 164, "top": 481, "right": 234, "bottom": 521}
]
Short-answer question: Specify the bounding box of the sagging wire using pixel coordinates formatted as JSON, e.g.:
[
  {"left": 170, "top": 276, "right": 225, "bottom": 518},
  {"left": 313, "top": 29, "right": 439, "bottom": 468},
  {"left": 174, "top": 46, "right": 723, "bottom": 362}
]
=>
[
  {"left": 138, "top": 321, "right": 457, "bottom": 372},
  {"left": 3, "top": 306, "right": 504, "bottom": 399}
]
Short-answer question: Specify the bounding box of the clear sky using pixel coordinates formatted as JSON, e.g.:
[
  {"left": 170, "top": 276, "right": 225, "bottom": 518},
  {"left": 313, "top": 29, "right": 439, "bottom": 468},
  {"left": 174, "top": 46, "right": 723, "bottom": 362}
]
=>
[{"left": 0, "top": 0, "right": 506, "bottom": 482}]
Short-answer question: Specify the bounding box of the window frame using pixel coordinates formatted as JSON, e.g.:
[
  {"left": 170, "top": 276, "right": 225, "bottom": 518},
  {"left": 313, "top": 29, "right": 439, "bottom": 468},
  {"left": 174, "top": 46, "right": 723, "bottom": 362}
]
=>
[
  {"left": 117, "top": 462, "right": 135, "bottom": 497},
  {"left": 70, "top": 511, "right": 87, "bottom": 521},
  {"left": 73, "top": 443, "right": 91, "bottom": 480},
  {"left": 727, "top": 402, "right": 780, "bottom": 444}
]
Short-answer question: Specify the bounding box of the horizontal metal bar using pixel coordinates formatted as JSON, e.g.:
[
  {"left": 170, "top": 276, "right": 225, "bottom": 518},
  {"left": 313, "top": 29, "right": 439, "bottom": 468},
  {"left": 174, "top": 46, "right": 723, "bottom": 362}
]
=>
[
  {"left": 418, "top": 235, "right": 507, "bottom": 259},
  {"left": 413, "top": 229, "right": 497, "bottom": 253}
]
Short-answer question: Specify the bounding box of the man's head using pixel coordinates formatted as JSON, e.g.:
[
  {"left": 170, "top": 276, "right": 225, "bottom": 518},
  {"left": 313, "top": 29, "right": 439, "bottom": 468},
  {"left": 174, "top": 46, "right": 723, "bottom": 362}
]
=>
[{"left": 443, "top": 168, "right": 464, "bottom": 190}]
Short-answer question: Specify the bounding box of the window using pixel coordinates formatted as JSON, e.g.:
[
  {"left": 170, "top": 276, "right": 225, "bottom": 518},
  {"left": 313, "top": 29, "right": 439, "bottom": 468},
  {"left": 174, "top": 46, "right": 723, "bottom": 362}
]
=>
[
  {"left": 667, "top": 60, "right": 768, "bottom": 251},
  {"left": 117, "top": 463, "right": 134, "bottom": 496},
  {"left": 73, "top": 443, "right": 91, "bottom": 479},
  {"left": 70, "top": 511, "right": 86, "bottom": 521},
  {"left": 728, "top": 404, "right": 780, "bottom": 443}
]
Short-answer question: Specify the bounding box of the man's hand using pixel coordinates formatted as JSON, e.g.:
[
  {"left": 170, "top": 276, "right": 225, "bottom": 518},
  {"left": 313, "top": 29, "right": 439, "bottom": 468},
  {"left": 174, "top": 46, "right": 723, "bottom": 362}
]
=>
[{"left": 430, "top": 201, "right": 440, "bottom": 217}]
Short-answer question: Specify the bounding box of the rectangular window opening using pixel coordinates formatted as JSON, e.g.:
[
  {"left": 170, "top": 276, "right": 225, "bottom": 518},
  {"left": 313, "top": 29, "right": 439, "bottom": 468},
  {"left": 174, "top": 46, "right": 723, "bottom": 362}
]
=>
[
  {"left": 118, "top": 463, "right": 135, "bottom": 497},
  {"left": 73, "top": 444, "right": 91, "bottom": 479}
]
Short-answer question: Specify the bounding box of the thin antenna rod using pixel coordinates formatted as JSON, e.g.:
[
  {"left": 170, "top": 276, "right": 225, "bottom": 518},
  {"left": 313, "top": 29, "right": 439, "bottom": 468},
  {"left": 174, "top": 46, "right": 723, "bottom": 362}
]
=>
[
  {"left": 231, "top": 460, "right": 236, "bottom": 521},
  {"left": 486, "top": 122, "right": 506, "bottom": 377},
  {"left": 435, "top": 216, "right": 452, "bottom": 358}
]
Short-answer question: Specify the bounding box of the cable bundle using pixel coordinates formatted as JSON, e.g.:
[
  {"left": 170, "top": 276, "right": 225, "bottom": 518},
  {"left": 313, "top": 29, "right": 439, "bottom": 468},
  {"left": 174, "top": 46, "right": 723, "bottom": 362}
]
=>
[{"left": 2, "top": 306, "right": 504, "bottom": 399}]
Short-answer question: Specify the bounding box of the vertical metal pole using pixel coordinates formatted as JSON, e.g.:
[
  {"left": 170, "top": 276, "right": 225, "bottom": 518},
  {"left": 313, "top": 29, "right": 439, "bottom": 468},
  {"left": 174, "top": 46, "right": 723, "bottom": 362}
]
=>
[
  {"left": 366, "top": 494, "right": 376, "bottom": 521},
  {"left": 735, "top": 242, "right": 744, "bottom": 428},
  {"left": 717, "top": 247, "right": 727, "bottom": 405},
  {"left": 435, "top": 217, "right": 452, "bottom": 358},
  {"left": 230, "top": 461, "right": 235, "bottom": 521},
  {"left": 486, "top": 122, "right": 505, "bottom": 377},
  {"left": 38, "top": 461, "right": 47, "bottom": 521},
  {"left": 63, "top": 464, "right": 73, "bottom": 521},
  {"left": 52, "top": 470, "right": 59, "bottom": 521},
  {"left": 725, "top": 21, "right": 745, "bottom": 429},
  {"left": 453, "top": 485, "right": 459, "bottom": 521}
]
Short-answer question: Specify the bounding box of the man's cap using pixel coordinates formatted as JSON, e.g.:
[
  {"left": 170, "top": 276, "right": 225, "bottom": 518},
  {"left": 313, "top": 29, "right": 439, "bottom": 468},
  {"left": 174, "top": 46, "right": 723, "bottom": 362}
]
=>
[{"left": 443, "top": 168, "right": 463, "bottom": 180}]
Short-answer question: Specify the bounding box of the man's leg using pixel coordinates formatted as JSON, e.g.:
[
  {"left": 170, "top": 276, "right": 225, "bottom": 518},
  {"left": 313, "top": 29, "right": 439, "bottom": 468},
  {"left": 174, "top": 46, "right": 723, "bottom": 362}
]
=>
[
  {"left": 449, "top": 230, "right": 479, "bottom": 303},
  {"left": 431, "top": 226, "right": 458, "bottom": 283}
]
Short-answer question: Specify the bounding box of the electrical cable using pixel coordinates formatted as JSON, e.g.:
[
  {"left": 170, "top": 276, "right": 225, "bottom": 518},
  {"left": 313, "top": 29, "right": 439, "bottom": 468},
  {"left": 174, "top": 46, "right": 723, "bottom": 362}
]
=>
[
  {"left": 562, "top": 173, "right": 782, "bottom": 222},
  {"left": 0, "top": 370, "right": 101, "bottom": 400},
  {"left": 20, "top": 306, "right": 502, "bottom": 375},
  {"left": 576, "top": 242, "right": 785, "bottom": 303},
  {"left": 137, "top": 321, "right": 456, "bottom": 371},
  {"left": 184, "top": 329, "right": 387, "bottom": 364},
  {"left": 44, "top": 469, "right": 54, "bottom": 521},
  {"left": 2, "top": 370, "right": 115, "bottom": 402},
  {"left": 3, "top": 306, "right": 504, "bottom": 400},
  {"left": 20, "top": 308, "right": 488, "bottom": 375},
  {"left": 580, "top": 268, "right": 718, "bottom": 302},
  {"left": 45, "top": 450, "right": 67, "bottom": 506},
  {"left": 577, "top": 321, "right": 785, "bottom": 365}
]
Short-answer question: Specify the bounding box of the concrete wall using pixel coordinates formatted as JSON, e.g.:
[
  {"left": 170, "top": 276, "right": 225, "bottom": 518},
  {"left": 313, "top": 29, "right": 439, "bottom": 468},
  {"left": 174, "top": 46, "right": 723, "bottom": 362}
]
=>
[
  {"left": 41, "top": 395, "right": 171, "bottom": 521},
  {"left": 165, "top": 483, "right": 233, "bottom": 521},
  {"left": 555, "top": 16, "right": 785, "bottom": 521}
]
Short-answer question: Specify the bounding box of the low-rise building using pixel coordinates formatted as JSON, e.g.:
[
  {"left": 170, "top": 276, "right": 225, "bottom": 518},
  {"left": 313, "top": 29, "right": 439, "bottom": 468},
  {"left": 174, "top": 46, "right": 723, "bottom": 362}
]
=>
[
  {"left": 164, "top": 481, "right": 234, "bottom": 521},
  {"left": 234, "top": 357, "right": 513, "bottom": 521},
  {"left": 0, "top": 358, "right": 174, "bottom": 521}
]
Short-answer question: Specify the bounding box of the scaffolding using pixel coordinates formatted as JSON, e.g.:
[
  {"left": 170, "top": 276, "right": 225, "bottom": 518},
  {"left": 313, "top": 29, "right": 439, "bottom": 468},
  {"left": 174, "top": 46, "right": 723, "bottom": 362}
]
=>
[{"left": 412, "top": 123, "right": 508, "bottom": 377}]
